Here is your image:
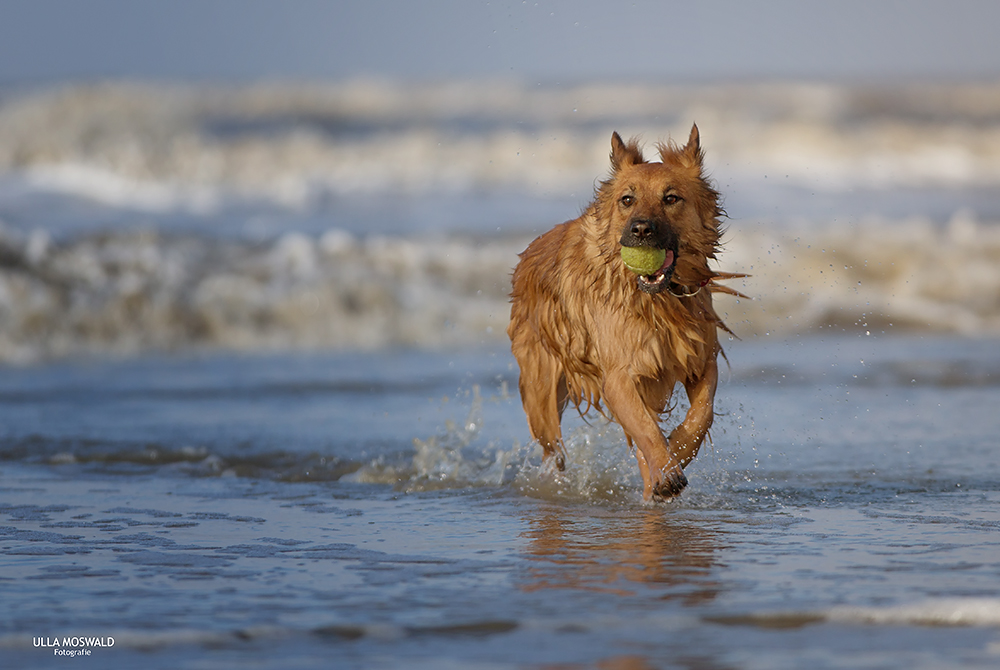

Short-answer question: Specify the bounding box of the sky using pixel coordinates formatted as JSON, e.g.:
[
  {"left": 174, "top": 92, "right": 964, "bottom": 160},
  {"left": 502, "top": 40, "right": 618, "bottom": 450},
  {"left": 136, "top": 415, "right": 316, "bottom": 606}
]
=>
[{"left": 0, "top": 0, "right": 998, "bottom": 84}]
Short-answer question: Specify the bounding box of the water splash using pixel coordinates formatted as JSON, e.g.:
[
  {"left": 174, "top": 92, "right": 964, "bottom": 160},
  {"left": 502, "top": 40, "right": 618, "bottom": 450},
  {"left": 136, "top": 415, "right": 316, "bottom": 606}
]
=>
[
  {"left": 348, "top": 385, "right": 528, "bottom": 492},
  {"left": 346, "top": 383, "right": 763, "bottom": 506}
]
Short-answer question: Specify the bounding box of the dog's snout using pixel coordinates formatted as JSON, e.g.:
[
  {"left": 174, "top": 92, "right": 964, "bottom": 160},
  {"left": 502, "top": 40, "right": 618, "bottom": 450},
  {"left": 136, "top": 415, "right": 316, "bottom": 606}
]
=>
[
  {"left": 631, "top": 221, "right": 653, "bottom": 240},
  {"left": 630, "top": 220, "right": 655, "bottom": 240},
  {"left": 621, "top": 218, "right": 671, "bottom": 249}
]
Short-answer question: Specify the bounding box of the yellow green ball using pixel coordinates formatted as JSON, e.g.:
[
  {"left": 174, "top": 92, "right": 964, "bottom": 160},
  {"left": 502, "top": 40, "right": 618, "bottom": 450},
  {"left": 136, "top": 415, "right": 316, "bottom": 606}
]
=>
[{"left": 620, "top": 246, "right": 666, "bottom": 275}]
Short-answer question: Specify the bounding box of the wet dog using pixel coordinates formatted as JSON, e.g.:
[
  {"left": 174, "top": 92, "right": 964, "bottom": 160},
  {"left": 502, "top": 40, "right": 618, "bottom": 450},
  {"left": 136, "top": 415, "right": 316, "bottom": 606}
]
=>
[{"left": 507, "top": 125, "right": 743, "bottom": 500}]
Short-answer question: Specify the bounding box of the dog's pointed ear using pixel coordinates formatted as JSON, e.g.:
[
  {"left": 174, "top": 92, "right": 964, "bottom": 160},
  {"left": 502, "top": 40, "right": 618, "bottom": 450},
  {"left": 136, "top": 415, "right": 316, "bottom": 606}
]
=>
[
  {"left": 681, "top": 123, "right": 703, "bottom": 166},
  {"left": 610, "top": 131, "right": 644, "bottom": 171}
]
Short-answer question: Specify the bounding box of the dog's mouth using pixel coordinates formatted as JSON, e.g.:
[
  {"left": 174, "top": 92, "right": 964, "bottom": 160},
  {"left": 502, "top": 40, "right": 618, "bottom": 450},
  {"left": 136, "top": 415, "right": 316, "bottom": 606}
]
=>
[
  {"left": 634, "top": 248, "right": 676, "bottom": 294},
  {"left": 619, "top": 219, "right": 679, "bottom": 295}
]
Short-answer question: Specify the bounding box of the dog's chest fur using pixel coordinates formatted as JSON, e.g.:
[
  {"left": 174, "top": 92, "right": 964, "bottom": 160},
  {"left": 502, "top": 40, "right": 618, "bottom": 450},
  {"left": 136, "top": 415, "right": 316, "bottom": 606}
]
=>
[{"left": 515, "top": 215, "right": 716, "bottom": 409}]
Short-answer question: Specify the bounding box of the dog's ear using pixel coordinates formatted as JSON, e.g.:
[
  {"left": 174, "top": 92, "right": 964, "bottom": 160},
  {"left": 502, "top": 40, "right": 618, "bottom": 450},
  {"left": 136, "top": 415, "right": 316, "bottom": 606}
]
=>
[
  {"left": 610, "top": 131, "right": 644, "bottom": 171},
  {"left": 681, "top": 123, "right": 703, "bottom": 167},
  {"left": 657, "top": 124, "right": 703, "bottom": 168}
]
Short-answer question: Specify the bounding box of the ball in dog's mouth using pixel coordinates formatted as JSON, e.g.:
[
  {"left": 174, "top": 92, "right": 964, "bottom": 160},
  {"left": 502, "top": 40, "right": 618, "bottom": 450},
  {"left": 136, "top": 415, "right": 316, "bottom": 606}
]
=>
[
  {"left": 621, "top": 246, "right": 666, "bottom": 275},
  {"left": 625, "top": 247, "right": 676, "bottom": 294}
]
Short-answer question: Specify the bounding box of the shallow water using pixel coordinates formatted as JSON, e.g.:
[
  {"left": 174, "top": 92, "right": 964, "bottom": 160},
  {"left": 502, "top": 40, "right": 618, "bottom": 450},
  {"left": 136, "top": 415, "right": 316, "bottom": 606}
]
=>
[{"left": 2, "top": 333, "right": 1000, "bottom": 669}]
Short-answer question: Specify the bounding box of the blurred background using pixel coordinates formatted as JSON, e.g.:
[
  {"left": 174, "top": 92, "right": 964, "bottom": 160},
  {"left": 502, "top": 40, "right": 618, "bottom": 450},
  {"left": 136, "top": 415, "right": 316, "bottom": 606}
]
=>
[{"left": 1, "top": 0, "right": 999, "bottom": 361}]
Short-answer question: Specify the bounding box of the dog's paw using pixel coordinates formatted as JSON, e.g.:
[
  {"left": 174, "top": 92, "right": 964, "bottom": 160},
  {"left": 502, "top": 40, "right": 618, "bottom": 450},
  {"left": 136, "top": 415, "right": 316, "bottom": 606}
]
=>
[
  {"left": 541, "top": 450, "right": 566, "bottom": 472},
  {"left": 651, "top": 464, "right": 688, "bottom": 501}
]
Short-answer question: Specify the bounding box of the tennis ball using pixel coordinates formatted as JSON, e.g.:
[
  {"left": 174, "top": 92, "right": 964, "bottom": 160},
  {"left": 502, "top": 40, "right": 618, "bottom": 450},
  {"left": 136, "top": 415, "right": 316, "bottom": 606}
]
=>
[{"left": 620, "top": 246, "right": 666, "bottom": 275}]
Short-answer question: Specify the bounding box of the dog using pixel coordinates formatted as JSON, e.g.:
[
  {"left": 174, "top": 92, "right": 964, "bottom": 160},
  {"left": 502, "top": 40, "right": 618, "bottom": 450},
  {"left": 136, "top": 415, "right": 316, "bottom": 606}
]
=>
[{"left": 507, "top": 125, "right": 744, "bottom": 501}]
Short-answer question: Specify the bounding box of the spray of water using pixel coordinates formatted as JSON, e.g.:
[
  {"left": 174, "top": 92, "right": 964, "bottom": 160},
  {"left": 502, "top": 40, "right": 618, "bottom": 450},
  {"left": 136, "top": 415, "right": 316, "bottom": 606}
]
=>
[{"left": 347, "top": 381, "right": 760, "bottom": 506}]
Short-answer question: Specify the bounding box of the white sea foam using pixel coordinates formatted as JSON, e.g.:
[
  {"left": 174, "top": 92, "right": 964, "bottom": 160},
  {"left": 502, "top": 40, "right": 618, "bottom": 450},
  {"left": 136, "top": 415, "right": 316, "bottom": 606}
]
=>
[
  {"left": 722, "top": 212, "right": 1000, "bottom": 336},
  {"left": 1, "top": 213, "right": 999, "bottom": 362},
  {"left": 828, "top": 598, "right": 1000, "bottom": 627},
  {"left": 2, "top": 80, "right": 1000, "bottom": 210},
  {"left": 726, "top": 598, "right": 1000, "bottom": 629},
  {"left": 21, "top": 163, "right": 222, "bottom": 213},
  {"left": 1, "top": 80, "right": 1000, "bottom": 361}
]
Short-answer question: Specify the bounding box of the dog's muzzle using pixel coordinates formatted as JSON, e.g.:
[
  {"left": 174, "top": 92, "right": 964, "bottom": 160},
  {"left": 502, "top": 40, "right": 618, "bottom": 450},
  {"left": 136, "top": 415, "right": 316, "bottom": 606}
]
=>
[{"left": 619, "top": 219, "right": 679, "bottom": 295}]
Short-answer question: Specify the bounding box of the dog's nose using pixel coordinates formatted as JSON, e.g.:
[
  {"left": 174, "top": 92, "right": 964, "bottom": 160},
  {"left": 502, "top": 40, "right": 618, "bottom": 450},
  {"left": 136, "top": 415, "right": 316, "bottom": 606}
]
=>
[{"left": 630, "top": 220, "right": 655, "bottom": 240}]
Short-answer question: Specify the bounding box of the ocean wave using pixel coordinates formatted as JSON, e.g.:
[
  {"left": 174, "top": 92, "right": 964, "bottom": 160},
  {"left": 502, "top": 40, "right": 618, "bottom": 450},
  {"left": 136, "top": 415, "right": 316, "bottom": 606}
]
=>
[
  {"left": 1, "top": 213, "right": 999, "bottom": 362},
  {"left": 724, "top": 212, "right": 1000, "bottom": 337},
  {"left": 710, "top": 598, "right": 1000, "bottom": 629},
  {"left": 2, "top": 78, "right": 999, "bottom": 362},
  {"left": 2, "top": 80, "right": 1000, "bottom": 212},
  {"left": 0, "top": 223, "right": 519, "bottom": 362}
]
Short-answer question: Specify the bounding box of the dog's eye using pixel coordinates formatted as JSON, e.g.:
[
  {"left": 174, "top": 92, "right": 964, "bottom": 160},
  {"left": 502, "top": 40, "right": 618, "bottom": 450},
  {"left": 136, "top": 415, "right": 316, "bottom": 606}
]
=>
[
  {"left": 663, "top": 194, "right": 681, "bottom": 205},
  {"left": 620, "top": 195, "right": 635, "bottom": 207}
]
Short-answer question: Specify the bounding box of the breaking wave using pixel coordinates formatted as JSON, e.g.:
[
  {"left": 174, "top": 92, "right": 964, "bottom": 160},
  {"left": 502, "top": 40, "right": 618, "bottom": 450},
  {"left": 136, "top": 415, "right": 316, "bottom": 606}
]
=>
[
  {"left": 0, "top": 218, "right": 1000, "bottom": 362},
  {"left": 1, "top": 214, "right": 999, "bottom": 362},
  {"left": 710, "top": 598, "right": 1000, "bottom": 629},
  {"left": 2, "top": 80, "right": 1000, "bottom": 362},
  {"left": 3, "top": 80, "right": 1000, "bottom": 206}
]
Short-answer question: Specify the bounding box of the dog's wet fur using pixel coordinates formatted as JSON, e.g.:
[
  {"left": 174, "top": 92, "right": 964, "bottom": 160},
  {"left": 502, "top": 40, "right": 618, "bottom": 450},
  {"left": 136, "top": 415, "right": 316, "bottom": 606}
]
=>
[{"left": 508, "top": 125, "right": 744, "bottom": 500}]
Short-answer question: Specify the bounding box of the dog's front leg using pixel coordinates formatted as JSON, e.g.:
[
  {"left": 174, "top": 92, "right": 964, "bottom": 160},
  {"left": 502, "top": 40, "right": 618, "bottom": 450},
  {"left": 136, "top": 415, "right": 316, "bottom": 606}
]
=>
[
  {"left": 602, "top": 370, "right": 687, "bottom": 500},
  {"left": 667, "top": 355, "right": 719, "bottom": 468},
  {"left": 513, "top": 343, "right": 569, "bottom": 471}
]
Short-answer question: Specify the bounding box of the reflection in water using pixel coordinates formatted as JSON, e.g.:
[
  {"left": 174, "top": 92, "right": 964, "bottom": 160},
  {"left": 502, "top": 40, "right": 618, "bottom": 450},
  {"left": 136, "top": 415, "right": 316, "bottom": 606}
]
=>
[
  {"left": 519, "top": 507, "right": 723, "bottom": 605},
  {"left": 540, "top": 656, "right": 663, "bottom": 670}
]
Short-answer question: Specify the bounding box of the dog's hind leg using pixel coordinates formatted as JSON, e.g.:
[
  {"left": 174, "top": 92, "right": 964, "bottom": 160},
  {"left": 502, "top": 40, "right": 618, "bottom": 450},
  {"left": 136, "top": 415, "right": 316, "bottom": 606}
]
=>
[{"left": 514, "top": 345, "right": 568, "bottom": 470}]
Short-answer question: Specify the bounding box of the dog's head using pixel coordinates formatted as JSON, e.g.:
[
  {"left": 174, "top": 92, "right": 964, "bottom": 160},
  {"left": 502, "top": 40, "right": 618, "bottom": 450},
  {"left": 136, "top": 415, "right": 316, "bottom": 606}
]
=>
[{"left": 596, "top": 125, "right": 723, "bottom": 295}]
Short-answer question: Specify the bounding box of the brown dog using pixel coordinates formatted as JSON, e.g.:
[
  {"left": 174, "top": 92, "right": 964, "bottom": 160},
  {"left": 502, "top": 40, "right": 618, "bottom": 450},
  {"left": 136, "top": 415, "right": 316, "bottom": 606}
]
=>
[{"left": 507, "top": 125, "right": 743, "bottom": 501}]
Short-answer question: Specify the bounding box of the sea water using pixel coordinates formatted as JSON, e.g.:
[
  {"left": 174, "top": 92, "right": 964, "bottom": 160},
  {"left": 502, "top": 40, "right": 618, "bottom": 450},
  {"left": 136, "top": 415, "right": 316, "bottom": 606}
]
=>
[
  {"left": 2, "top": 337, "right": 1000, "bottom": 669},
  {"left": 1, "top": 80, "right": 1000, "bottom": 669}
]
